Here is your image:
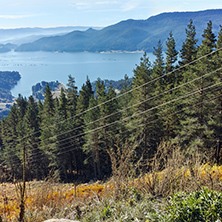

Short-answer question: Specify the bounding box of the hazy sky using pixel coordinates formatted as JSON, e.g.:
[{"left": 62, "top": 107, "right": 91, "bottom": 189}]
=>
[{"left": 0, "top": 0, "right": 221, "bottom": 28}]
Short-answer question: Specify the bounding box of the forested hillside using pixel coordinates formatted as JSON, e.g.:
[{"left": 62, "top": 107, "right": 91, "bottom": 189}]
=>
[{"left": 1, "top": 19, "right": 222, "bottom": 182}]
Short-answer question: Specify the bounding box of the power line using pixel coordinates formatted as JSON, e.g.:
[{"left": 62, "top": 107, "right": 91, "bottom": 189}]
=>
[
  {"left": 1, "top": 47, "right": 222, "bottom": 150},
  {"left": 16, "top": 91, "right": 222, "bottom": 166},
  {"left": 2, "top": 65, "right": 221, "bottom": 159},
  {"left": 8, "top": 80, "right": 222, "bottom": 165}
]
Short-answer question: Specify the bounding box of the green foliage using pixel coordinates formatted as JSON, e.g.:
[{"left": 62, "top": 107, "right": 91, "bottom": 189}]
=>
[
  {"left": 167, "top": 188, "right": 222, "bottom": 221},
  {"left": 180, "top": 19, "right": 198, "bottom": 65},
  {"left": 165, "top": 32, "right": 178, "bottom": 74}
]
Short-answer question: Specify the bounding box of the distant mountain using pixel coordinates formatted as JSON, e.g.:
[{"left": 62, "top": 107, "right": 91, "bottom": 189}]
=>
[
  {"left": 15, "top": 9, "right": 222, "bottom": 53},
  {"left": 0, "top": 26, "right": 102, "bottom": 45},
  {"left": 0, "top": 43, "right": 17, "bottom": 53}
]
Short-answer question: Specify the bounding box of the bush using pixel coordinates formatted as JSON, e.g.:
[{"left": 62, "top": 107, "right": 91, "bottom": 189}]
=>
[{"left": 167, "top": 187, "right": 222, "bottom": 221}]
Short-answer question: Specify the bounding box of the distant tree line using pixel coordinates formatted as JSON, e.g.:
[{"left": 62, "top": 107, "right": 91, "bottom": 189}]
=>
[{"left": 1, "top": 20, "right": 222, "bottom": 182}]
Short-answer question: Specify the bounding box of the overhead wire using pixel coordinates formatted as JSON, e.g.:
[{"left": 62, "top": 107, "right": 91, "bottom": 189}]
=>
[
  {"left": 17, "top": 90, "right": 222, "bottom": 167},
  {"left": 2, "top": 65, "right": 222, "bottom": 159},
  {"left": 1, "top": 47, "right": 222, "bottom": 151},
  {"left": 4, "top": 68, "right": 222, "bottom": 160},
  {"left": 9, "top": 79, "right": 222, "bottom": 166}
]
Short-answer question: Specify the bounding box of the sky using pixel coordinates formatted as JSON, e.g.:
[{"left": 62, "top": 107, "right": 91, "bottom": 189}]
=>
[{"left": 0, "top": 0, "right": 221, "bottom": 29}]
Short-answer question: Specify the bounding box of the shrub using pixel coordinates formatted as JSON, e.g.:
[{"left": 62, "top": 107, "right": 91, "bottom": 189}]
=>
[{"left": 167, "top": 187, "right": 222, "bottom": 221}]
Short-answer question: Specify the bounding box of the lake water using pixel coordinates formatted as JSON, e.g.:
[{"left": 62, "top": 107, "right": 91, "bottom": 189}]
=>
[{"left": 0, "top": 51, "right": 155, "bottom": 98}]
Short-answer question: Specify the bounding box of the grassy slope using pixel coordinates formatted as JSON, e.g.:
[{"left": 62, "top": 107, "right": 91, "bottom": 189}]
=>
[{"left": 1, "top": 142, "right": 222, "bottom": 221}]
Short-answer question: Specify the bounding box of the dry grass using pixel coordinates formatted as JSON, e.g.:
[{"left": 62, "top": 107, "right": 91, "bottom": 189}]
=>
[
  {"left": 1, "top": 141, "right": 222, "bottom": 221},
  {"left": 134, "top": 141, "right": 222, "bottom": 197}
]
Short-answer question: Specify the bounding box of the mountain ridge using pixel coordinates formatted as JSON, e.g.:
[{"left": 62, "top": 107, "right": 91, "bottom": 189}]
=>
[
  {"left": 15, "top": 9, "right": 222, "bottom": 53},
  {"left": 0, "top": 26, "right": 102, "bottom": 45}
]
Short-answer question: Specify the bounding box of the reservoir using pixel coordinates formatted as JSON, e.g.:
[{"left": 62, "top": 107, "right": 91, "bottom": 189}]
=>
[{"left": 0, "top": 51, "right": 155, "bottom": 98}]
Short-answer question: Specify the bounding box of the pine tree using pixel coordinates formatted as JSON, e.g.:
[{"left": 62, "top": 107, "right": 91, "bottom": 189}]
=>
[
  {"left": 180, "top": 19, "right": 198, "bottom": 66},
  {"left": 2, "top": 104, "right": 21, "bottom": 178},
  {"left": 83, "top": 95, "right": 101, "bottom": 179},
  {"left": 152, "top": 40, "right": 165, "bottom": 94},
  {"left": 161, "top": 32, "right": 182, "bottom": 141},
  {"left": 178, "top": 21, "right": 217, "bottom": 151},
  {"left": 64, "top": 75, "right": 81, "bottom": 180},
  {"left": 23, "top": 96, "right": 43, "bottom": 180},
  {"left": 66, "top": 75, "right": 78, "bottom": 117},
  {"left": 198, "top": 20, "right": 216, "bottom": 56},
  {"left": 16, "top": 94, "right": 28, "bottom": 119},
  {"left": 58, "top": 88, "right": 68, "bottom": 119},
  {"left": 132, "top": 52, "right": 159, "bottom": 159},
  {"left": 165, "top": 32, "right": 178, "bottom": 75},
  {"left": 39, "top": 83, "right": 56, "bottom": 174},
  {"left": 207, "top": 25, "right": 222, "bottom": 162},
  {"left": 119, "top": 74, "right": 133, "bottom": 139},
  {"left": 70, "top": 77, "right": 94, "bottom": 178},
  {"left": 95, "top": 78, "right": 112, "bottom": 176},
  {"left": 54, "top": 87, "right": 73, "bottom": 181},
  {"left": 106, "top": 84, "right": 121, "bottom": 148}
]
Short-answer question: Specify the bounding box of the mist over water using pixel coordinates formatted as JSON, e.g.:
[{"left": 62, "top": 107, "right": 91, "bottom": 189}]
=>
[{"left": 0, "top": 51, "right": 155, "bottom": 98}]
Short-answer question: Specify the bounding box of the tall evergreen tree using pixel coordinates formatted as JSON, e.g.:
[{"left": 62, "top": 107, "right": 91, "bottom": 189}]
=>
[
  {"left": 64, "top": 75, "right": 81, "bottom": 180},
  {"left": 16, "top": 94, "right": 28, "bottom": 119},
  {"left": 66, "top": 75, "right": 78, "bottom": 117},
  {"left": 165, "top": 32, "right": 178, "bottom": 75},
  {"left": 152, "top": 40, "right": 165, "bottom": 94},
  {"left": 39, "top": 83, "right": 56, "bottom": 174},
  {"left": 83, "top": 95, "right": 101, "bottom": 179},
  {"left": 132, "top": 52, "right": 159, "bottom": 160},
  {"left": 1, "top": 104, "right": 21, "bottom": 178},
  {"left": 23, "top": 96, "right": 43, "bottom": 180},
  {"left": 119, "top": 74, "right": 133, "bottom": 139},
  {"left": 161, "top": 32, "right": 182, "bottom": 141},
  {"left": 180, "top": 19, "right": 198, "bottom": 66},
  {"left": 58, "top": 88, "right": 68, "bottom": 119},
  {"left": 207, "top": 25, "right": 222, "bottom": 162},
  {"left": 178, "top": 21, "right": 217, "bottom": 151},
  {"left": 71, "top": 77, "right": 94, "bottom": 177},
  {"left": 53, "top": 87, "right": 75, "bottom": 181},
  {"left": 95, "top": 78, "right": 114, "bottom": 175}
]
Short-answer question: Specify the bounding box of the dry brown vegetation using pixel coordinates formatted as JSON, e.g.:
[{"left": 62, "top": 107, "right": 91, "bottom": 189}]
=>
[{"left": 1, "top": 141, "right": 222, "bottom": 221}]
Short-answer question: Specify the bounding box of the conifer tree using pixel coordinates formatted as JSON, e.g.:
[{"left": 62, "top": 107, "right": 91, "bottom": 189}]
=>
[
  {"left": 106, "top": 84, "right": 121, "bottom": 149},
  {"left": 178, "top": 21, "right": 217, "bottom": 151},
  {"left": 53, "top": 87, "right": 71, "bottom": 180},
  {"left": 207, "top": 25, "right": 222, "bottom": 162},
  {"left": 119, "top": 74, "right": 133, "bottom": 139},
  {"left": 95, "top": 78, "right": 113, "bottom": 175},
  {"left": 152, "top": 40, "right": 165, "bottom": 94},
  {"left": 83, "top": 95, "right": 101, "bottom": 178},
  {"left": 39, "top": 83, "right": 56, "bottom": 174},
  {"left": 132, "top": 52, "right": 159, "bottom": 159},
  {"left": 71, "top": 77, "right": 94, "bottom": 177},
  {"left": 165, "top": 32, "right": 178, "bottom": 75},
  {"left": 161, "top": 32, "right": 182, "bottom": 141},
  {"left": 66, "top": 75, "right": 78, "bottom": 117},
  {"left": 180, "top": 19, "right": 198, "bottom": 66},
  {"left": 23, "top": 96, "right": 43, "bottom": 180},
  {"left": 58, "top": 88, "right": 68, "bottom": 119},
  {"left": 64, "top": 75, "right": 81, "bottom": 179},
  {"left": 2, "top": 104, "right": 21, "bottom": 177}
]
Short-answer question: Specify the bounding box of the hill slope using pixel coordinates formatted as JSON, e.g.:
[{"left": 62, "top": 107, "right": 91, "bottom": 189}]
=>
[{"left": 15, "top": 9, "right": 222, "bottom": 52}]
